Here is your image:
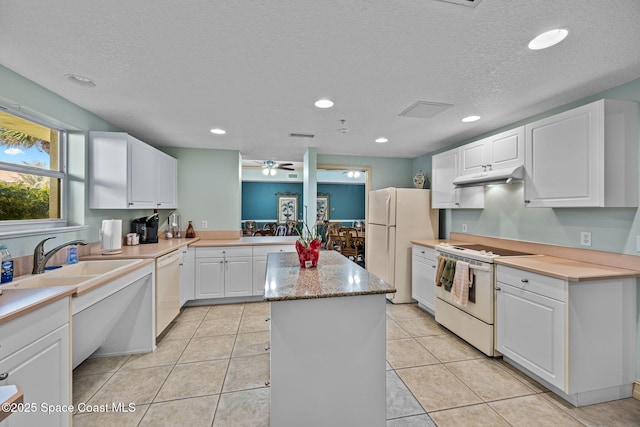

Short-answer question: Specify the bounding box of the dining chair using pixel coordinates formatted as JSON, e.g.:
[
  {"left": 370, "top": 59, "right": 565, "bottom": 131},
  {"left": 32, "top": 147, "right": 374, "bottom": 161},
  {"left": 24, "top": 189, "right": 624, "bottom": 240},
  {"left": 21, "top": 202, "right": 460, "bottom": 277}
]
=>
[
  {"left": 263, "top": 222, "right": 277, "bottom": 236},
  {"left": 338, "top": 227, "right": 360, "bottom": 262},
  {"left": 253, "top": 229, "right": 269, "bottom": 236},
  {"left": 275, "top": 225, "right": 287, "bottom": 236}
]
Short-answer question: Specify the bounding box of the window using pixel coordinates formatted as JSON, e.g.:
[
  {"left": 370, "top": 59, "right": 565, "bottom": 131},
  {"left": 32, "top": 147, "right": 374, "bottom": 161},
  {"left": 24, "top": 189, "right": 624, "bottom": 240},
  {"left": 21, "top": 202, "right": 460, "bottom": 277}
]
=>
[{"left": 0, "top": 108, "right": 66, "bottom": 229}]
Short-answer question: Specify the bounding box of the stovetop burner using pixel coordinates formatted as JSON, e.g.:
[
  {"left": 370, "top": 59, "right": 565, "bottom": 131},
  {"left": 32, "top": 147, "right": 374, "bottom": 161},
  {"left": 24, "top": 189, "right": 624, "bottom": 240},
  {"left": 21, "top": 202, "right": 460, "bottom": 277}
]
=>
[{"left": 451, "top": 244, "right": 533, "bottom": 257}]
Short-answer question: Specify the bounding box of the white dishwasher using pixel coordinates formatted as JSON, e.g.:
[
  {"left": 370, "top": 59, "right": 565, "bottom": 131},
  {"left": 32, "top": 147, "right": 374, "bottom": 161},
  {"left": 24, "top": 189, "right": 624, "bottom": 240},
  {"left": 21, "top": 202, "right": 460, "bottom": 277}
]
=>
[{"left": 156, "top": 250, "right": 181, "bottom": 337}]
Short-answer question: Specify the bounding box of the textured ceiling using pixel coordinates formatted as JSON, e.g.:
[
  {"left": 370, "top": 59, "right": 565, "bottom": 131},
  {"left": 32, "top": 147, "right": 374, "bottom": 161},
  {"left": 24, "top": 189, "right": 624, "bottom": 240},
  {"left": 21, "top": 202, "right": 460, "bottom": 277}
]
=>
[{"left": 1, "top": 0, "right": 639, "bottom": 163}]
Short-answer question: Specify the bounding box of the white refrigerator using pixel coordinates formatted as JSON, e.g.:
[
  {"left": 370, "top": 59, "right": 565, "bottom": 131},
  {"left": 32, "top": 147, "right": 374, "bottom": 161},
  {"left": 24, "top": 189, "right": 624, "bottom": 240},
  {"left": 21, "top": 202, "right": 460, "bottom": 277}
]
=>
[{"left": 366, "top": 188, "right": 439, "bottom": 303}]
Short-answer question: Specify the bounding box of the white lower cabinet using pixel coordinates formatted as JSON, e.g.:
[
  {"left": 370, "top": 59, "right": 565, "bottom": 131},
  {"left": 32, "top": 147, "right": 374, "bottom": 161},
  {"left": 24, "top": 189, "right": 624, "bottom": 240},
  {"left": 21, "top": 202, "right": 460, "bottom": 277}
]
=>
[
  {"left": 195, "top": 247, "right": 252, "bottom": 299},
  {"left": 0, "top": 298, "right": 71, "bottom": 427},
  {"left": 252, "top": 245, "right": 296, "bottom": 296},
  {"left": 496, "top": 265, "right": 636, "bottom": 406},
  {"left": 411, "top": 245, "right": 436, "bottom": 314}
]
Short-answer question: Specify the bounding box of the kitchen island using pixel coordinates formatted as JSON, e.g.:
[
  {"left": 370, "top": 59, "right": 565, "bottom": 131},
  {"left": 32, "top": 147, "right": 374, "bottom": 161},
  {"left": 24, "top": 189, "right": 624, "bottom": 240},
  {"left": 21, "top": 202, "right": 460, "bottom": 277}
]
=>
[{"left": 264, "top": 250, "right": 395, "bottom": 427}]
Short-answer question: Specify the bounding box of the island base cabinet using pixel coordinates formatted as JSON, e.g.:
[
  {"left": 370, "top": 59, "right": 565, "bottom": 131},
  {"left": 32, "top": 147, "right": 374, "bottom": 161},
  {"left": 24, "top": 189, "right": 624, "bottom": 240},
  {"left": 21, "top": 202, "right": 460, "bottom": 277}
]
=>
[{"left": 270, "top": 294, "right": 386, "bottom": 427}]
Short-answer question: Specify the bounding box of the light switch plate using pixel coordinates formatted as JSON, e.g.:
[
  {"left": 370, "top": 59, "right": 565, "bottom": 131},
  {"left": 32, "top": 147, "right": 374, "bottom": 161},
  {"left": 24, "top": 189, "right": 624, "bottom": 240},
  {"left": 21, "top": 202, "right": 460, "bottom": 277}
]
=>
[{"left": 581, "top": 231, "right": 592, "bottom": 247}]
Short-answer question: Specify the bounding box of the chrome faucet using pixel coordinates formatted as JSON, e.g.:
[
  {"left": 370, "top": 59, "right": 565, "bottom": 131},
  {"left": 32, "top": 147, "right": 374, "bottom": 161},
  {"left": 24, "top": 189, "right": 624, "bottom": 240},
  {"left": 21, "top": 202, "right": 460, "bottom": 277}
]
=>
[{"left": 32, "top": 236, "right": 89, "bottom": 274}]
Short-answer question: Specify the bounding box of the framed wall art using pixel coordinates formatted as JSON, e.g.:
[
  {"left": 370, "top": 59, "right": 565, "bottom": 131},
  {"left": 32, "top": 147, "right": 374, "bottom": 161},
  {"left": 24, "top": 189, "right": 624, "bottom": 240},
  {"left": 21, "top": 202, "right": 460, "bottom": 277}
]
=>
[{"left": 276, "top": 193, "right": 299, "bottom": 224}]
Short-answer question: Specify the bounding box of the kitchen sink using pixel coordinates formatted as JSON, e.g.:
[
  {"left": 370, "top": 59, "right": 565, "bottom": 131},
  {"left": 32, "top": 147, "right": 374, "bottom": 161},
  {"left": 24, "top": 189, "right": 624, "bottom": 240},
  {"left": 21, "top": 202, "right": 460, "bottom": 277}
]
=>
[
  {"left": 47, "top": 259, "right": 144, "bottom": 276},
  {"left": 0, "top": 274, "right": 96, "bottom": 289}
]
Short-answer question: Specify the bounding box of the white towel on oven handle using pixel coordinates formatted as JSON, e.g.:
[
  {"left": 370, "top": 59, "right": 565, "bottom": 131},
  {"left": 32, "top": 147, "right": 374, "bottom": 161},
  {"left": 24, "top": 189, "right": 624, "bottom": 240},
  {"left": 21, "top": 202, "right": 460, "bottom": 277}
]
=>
[{"left": 451, "top": 261, "right": 472, "bottom": 306}]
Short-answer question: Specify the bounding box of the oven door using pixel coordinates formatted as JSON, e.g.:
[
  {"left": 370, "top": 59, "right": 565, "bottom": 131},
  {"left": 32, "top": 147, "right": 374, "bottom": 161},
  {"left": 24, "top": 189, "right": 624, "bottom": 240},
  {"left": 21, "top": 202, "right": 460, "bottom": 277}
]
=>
[{"left": 435, "top": 262, "right": 494, "bottom": 324}]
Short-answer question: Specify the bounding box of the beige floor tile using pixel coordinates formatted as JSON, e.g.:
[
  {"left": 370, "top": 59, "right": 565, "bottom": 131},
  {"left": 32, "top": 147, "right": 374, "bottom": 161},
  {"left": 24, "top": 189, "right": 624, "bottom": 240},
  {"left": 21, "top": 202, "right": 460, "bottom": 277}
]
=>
[
  {"left": 386, "top": 303, "right": 430, "bottom": 320},
  {"left": 222, "top": 353, "right": 270, "bottom": 393},
  {"left": 542, "top": 393, "right": 640, "bottom": 427},
  {"left": 73, "top": 372, "right": 112, "bottom": 406},
  {"left": 494, "top": 358, "right": 549, "bottom": 393},
  {"left": 430, "top": 403, "right": 510, "bottom": 427},
  {"left": 397, "top": 364, "right": 482, "bottom": 412},
  {"left": 73, "top": 403, "right": 148, "bottom": 426},
  {"left": 179, "top": 335, "right": 236, "bottom": 363},
  {"left": 386, "top": 338, "right": 439, "bottom": 369},
  {"left": 141, "top": 395, "right": 218, "bottom": 427},
  {"left": 213, "top": 388, "right": 270, "bottom": 427},
  {"left": 232, "top": 331, "right": 270, "bottom": 357},
  {"left": 243, "top": 301, "right": 270, "bottom": 316},
  {"left": 155, "top": 359, "right": 229, "bottom": 401},
  {"left": 88, "top": 366, "right": 172, "bottom": 406},
  {"left": 387, "top": 316, "right": 411, "bottom": 340},
  {"left": 177, "top": 306, "right": 210, "bottom": 322},
  {"left": 446, "top": 359, "right": 537, "bottom": 402},
  {"left": 161, "top": 319, "right": 201, "bottom": 341},
  {"left": 416, "top": 334, "right": 484, "bottom": 363},
  {"left": 489, "top": 394, "right": 585, "bottom": 427},
  {"left": 73, "top": 354, "right": 131, "bottom": 377},
  {"left": 238, "top": 313, "right": 271, "bottom": 333},
  {"left": 395, "top": 316, "right": 446, "bottom": 338},
  {"left": 194, "top": 317, "right": 241, "bottom": 337},
  {"left": 205, "top": 303, "right": 245, "bottom": 320},
  {"left": 121, "top": 339, "right": 189, "bottom": 370}
]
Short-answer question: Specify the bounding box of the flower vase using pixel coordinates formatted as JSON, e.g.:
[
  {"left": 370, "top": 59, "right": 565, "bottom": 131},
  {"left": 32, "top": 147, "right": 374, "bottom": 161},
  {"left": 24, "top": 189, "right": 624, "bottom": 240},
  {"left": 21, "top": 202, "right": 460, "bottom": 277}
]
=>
[{"left": 295, "top": 238, "right": 322, "bottom": 268}]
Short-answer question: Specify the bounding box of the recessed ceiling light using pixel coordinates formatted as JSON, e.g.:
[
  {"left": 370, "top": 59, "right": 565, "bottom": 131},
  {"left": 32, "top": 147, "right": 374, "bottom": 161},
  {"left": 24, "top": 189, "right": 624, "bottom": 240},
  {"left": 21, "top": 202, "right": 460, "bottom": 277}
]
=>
[
  {"left": 375, "top": 137, "right": 389, "bottom": 143},
  {"left": 64, "top": 74, "right": 96, "bottom": 87},
  {"left": 314, "top": 98, "right": 334, "bottom": 109},
  {"left": 210, "top": 128, "right": 226, "bottom": 135},
  {"left": 462, "top": 115, "right": 481, "bottom": 123},
  {"left": 528, "top": 28, "right": 569, "bottom": 50}
]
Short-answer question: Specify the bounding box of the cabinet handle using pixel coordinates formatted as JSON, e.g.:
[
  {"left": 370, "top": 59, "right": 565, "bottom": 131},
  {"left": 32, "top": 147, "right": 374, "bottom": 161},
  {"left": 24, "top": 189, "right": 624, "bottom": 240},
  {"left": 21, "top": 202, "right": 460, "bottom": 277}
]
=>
[
  {"left": 496, "top": 287, "right": 501, "bottom": 291},
  {"left": 0, "top": 372, "right": 8, "bottom": 380},
  {"left": 431, "top": 265, "right": 436, "bottom": 269},
  {"left": 521, "top": 279, "right": 529, "bottom": 283},
  {"left": 265, "top": 316, "right": 271, "bottom": 322},
  {"left": 524, "top": 200, "right": 530, "bottom": 204},
  {"left": 265, "top": 381, "right": 270, "bottom": 387},
  {"left": 157, "top": 203, "right": 162, "bottom": 207},
  {"left": 128, "top": 202, "right": 134, "bottom": 206},
  {"left": 264, "top": 344, "right": 270, "bottom": 351}
]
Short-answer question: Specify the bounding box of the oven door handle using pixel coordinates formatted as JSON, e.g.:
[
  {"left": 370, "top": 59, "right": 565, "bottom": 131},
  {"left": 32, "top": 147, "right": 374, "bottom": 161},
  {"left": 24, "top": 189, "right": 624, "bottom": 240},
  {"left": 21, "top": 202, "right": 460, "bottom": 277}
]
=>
[{"left": 469, "top": 264, "right": 491, "bottom": 272}]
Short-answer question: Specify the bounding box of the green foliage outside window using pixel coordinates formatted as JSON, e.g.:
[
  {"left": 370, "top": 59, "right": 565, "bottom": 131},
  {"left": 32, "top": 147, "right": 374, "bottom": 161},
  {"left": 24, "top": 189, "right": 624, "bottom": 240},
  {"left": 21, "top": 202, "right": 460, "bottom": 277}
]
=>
[{"left": 0, "top": 182, "right": 50, "bottom": 220}]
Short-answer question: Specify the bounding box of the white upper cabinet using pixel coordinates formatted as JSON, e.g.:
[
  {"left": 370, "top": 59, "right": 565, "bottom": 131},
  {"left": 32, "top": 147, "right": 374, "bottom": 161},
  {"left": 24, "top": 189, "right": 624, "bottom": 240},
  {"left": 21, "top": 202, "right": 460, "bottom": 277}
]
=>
[
  {"left": 432, "top": 148, "right": 484, "bottom": 209},
  {"left": 460, "top": 127, "right": 524, "bottom": 175},
  {"left": 524, "top": 99, "right": 638, "bottom": 208},
  {"left": 89, "top": 131, "right": 178, "bottom": 209}
]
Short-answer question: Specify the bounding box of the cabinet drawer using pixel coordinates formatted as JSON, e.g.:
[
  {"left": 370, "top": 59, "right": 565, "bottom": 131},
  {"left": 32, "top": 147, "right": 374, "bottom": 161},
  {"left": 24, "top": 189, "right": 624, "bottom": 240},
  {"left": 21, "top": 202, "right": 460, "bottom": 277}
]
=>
[
  {"left": 497, "top": 265, "right": 566, "bottom": 302},
  {"left": 0, "top": 297, "right": 70, "bottom": 360},
  {"left": 196, "top": 246, "right": 252, "bottom": 258},
  {"left": 412, "top": 245, "right": 436, "bottom": 261},
  {"left": 253, "top": 245, "right": 296, "bottom": 257}
]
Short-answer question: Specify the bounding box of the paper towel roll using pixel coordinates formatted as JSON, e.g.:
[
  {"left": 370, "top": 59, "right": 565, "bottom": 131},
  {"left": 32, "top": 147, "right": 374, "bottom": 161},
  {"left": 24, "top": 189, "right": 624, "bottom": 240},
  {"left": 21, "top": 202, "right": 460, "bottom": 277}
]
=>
[{"left": 101, "top": 219, "right": 123, "bottom": 254}]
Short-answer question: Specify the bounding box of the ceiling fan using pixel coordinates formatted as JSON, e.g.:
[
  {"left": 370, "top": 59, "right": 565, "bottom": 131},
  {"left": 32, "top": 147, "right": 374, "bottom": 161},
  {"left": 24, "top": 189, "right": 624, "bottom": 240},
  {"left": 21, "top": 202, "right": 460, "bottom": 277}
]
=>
[{"left": 257, "top": 160, "right": 295, "bottom": 175}]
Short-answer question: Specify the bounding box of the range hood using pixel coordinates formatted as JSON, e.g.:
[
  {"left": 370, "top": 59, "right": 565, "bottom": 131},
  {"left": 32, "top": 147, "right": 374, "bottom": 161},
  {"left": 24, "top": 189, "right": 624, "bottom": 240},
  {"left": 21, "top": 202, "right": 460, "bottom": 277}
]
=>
[{"left": 453, "top": 164, "right": 524, "bottom": 187}]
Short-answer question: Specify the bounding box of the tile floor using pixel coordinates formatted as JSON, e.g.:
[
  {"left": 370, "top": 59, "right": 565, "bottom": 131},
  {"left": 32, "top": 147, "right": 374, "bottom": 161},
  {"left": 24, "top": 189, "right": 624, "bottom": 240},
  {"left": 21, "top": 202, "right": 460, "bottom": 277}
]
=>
[{"left": 72, "top": 301, "right": 640, "bottom": 426}]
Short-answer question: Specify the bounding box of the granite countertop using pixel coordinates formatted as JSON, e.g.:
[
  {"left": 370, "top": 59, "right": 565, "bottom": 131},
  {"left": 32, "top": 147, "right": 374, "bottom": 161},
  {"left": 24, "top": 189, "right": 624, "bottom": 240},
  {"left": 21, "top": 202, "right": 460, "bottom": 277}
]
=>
[
  {"left": 495, "top": 255, "right": 640, "bottom": 281},
  {"left": 0, "top": 287, "right": 75, "bottom": 325},
  {"left": 264, "top": 250, "right": 396, "bottom": 301},
  {"left": 81, "top": 237, "right": 199, "bottom": 260},
  {"left": 190, "top": 236, "right": 299, "bottom": 247}
]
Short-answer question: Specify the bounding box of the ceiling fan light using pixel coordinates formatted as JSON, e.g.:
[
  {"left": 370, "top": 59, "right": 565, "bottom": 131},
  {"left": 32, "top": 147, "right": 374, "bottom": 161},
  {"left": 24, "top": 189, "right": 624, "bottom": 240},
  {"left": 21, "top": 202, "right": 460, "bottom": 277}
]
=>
[
  {"left": 347, "top": 171, "right": 354, "bottom": 178},
  {"left": 262, "top": 168, "right": 270, "bottom": 176},
  {"left": 353, "top": 171, "right": 361, "bottom": 178},
  {"left": 270, "top": 168, "right": 277, "bottom": 176}
]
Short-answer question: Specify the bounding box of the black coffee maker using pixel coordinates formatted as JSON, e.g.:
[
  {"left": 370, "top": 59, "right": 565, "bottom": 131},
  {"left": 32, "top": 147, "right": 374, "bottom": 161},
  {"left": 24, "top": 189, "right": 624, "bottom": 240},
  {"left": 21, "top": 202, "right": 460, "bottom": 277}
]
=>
[{"left": 131, "top": 214, "right": 159, "bottom": 244}]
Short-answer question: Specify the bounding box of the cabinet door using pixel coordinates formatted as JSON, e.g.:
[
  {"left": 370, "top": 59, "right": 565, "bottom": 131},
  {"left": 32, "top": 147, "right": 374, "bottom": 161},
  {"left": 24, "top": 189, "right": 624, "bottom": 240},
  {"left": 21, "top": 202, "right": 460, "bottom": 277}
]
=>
[
  {"left": 195, "top": 258, "right": 225, "bottom": 299},
  {"left": 432, "top": 149, "right": 459, "bottom": 208},
  {"left": 156, "top": 151, "right": 178, "bottom": 209},
  {"left": 225, "top": 257, "right": 253, "bottom": 297},
  {"left": 252, "top": 257, "right": 267, "bottom": 296},
  {"left": 411, "top": 252, "right": 436, "bottom": 313},
  {"left": 487, "top": 127, "right": 524, "bottom": 170},
  {"left": 88, "top": 131, "right": 129, "bottom": 209},
  {"left": 179, "top": 247, "right": 195, "bottom": 306},
  {"left": 459, "top": 139, "right": 487, "bottom": 175},
  {"left": 127, "top": 136, "right": 158, "bottom": 209},
  {"left": 0, "top": 325, "right": 70, "bottom": 427},
  {"left": 496, "top": 283, "right": 565, "bottom": 390},
  {"left": 456, "top": 187, "right": 484, "bottom": 209},
  {"left": 524, "top": 102, "right": 601, "bottom": 207}
]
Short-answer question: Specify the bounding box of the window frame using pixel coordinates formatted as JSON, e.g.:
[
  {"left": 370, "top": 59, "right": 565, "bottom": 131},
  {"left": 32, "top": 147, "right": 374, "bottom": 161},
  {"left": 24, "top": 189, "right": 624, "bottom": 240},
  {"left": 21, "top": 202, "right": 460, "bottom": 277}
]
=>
[{"left": 0, "top": 106, "right": 68, "bottom": 233}]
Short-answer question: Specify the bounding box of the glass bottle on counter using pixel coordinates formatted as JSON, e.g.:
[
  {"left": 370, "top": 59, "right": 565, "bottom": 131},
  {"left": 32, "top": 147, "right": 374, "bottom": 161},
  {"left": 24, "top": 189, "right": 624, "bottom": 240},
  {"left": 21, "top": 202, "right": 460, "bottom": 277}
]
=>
[{"left": 185, "top": 221, "right": 196, "bottom": 238}]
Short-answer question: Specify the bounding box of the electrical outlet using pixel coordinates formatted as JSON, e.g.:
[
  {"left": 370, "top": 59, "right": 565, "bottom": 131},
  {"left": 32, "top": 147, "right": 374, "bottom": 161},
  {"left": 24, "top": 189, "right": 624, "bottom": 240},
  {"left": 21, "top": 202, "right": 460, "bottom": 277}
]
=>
[
  {"left": 581, "top": 231, "right": 592, "bottom": 247},
  {"left": 462, "top": 224, "right": 468, "bottom": 232},
  {"left": 201, "top": 220, "right": 208, "bottom": 229}
]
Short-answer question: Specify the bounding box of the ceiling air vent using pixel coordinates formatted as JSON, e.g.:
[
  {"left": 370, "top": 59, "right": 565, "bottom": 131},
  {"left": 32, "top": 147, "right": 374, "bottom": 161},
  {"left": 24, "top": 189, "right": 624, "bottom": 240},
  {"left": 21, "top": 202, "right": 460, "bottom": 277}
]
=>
[
  {"left": 288, "top": 173, "right": 299, "bottom": 179},
  {"left": 437, "top": 0, "right": 483, "bottom": 7},
  {"left": 399, "top": 101, "right": 453, "bottom": 119},
  {"left": 289, "top": 133, "right": 315, "bottom": 138}
]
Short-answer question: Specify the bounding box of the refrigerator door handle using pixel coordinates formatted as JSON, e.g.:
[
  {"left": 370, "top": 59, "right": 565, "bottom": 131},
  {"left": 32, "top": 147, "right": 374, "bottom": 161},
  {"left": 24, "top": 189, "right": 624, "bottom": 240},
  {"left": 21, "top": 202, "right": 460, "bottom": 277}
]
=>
[
  {"left": 385, "top": 193, "right": 391, "bottom": 225},
  {"left": 385, "top": 225, "right": 390, "bottom": 251}
]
